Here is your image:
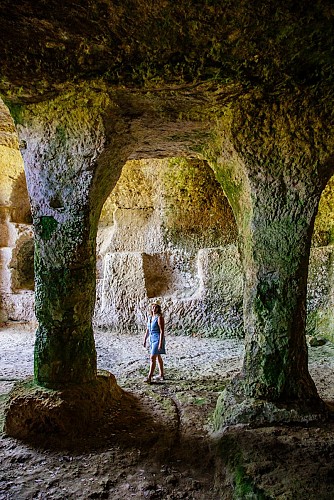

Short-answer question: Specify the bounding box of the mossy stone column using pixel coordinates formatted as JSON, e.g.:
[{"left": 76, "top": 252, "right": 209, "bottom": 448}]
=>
[
  {"left": 22, "top": 95, "right": 105, "bottom": 387},
  {"left": 18, "top": 90, "right": 131, "bottom": 388},
  {"left": 214, "top": 97, "right": 334, "bottom": 425},
  {"left": 240, "top": 178, "right": 320, "bottom": 402},
  {"left": 33, "top": 212, "right": 97, "bottom": 387}
]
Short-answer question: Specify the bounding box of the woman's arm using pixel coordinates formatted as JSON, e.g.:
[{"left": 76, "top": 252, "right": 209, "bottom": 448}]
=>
[
  {"left": 143, "top": 327, "right": 149, "bottom": 347},
  {"left": 158, "top": 315, "right": 164, "bottom": 349}
]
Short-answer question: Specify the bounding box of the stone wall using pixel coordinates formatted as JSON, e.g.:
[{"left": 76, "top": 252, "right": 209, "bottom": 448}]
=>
[
  {"left": 0, "top": 98, "right": 34, "bottom": 323},
  {"left": 307, "top": 246, "right": 334, "bottom": 342}
]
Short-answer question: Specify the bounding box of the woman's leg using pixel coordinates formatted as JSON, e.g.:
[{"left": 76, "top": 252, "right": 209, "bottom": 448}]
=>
[
  {"left": 157, "top": 355, "right": 164, "bottom": 379},
  {"left": 147, "top": 355, "right": 157, "bottom": 380}
]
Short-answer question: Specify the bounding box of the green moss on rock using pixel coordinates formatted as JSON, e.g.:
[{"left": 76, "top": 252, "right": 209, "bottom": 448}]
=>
[
  {"left": 37, "top": 216, "right": 58, "bottom": 241},
  {"left": 161, "top": 157, "right": 237, "bottom": 249}
]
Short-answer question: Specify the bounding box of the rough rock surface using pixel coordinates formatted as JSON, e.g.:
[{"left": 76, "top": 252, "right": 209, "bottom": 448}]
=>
[
  {"left": 0, "top": 98, "right": 33, "bottom": 323},
  {"left": 95, "top": 157, "right": 243, "bottom": 336},
  {"left": 4, "top": 370, "right": 123, "bottom": 441}
]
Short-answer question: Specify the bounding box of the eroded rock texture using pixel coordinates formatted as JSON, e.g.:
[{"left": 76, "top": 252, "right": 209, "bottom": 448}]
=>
[
  {"left": 1, "top": 0, "right": 334, "bottom": 432},
  {"left": 4, "top": 370, "right": 123, "bottom": 440}
]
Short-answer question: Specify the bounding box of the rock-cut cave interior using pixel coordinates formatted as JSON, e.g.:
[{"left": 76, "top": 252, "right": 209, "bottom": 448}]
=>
[{"left": 1, "top": 1, "right": 334, "bottom": 498}]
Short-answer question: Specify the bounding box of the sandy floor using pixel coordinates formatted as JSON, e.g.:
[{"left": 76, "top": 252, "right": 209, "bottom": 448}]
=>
[
  {"left": 0, "top": 322, "right": 334, "bottom": 499},
  {"left": 0, "top": 323, "right": 244, "bottom": 393},
  {"left": 1, "top": 323, "right": 333, "bottom": 399}
]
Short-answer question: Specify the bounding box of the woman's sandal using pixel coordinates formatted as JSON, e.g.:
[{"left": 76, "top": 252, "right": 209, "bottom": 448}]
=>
[{"left": 144, "top": 378, "right": 152, "bottom": 385}]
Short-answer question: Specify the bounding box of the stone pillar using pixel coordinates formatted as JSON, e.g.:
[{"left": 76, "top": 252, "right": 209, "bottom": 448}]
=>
[
  {"left": 4, "top": 91, "right": 134, "bottom": 440},
  {"left": 240, "top": 180, "right": 320, "bottom": 403},
  {"left": 33, "top": 213, "right": 97, "bottom": 387},
  {"left": 213, "top": 98, "right": 334, "bottom": 425},
  {"left": 16, "top": 89, "right": 131, "bottom": 388}
]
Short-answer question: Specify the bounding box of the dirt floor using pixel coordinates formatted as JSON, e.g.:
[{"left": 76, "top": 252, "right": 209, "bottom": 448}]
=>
[{"left": 0, "top": 322, "right": 334, "bottom": 499}]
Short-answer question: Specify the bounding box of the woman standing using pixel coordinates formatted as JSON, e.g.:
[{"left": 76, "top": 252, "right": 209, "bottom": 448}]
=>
[{"left": 143, "top": 302, "right": 166, "bottom": 384}]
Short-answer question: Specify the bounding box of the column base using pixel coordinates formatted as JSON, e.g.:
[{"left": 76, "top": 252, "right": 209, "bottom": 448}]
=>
[
  {"left": 4, "top": 370, "right": 123, "bottom": 442},
  {"left": 214, "top": 379, "right": 329, "bottom": 431}
]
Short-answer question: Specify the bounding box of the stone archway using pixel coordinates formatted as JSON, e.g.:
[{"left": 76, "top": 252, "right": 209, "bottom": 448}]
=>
[{"left": 94, "top": 157, "right": 243, "bottom": 337}]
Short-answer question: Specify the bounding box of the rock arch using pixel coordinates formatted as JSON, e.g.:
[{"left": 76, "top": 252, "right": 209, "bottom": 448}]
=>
[{"left": 95, "top": 157, "right": 242, "bottom": 337}]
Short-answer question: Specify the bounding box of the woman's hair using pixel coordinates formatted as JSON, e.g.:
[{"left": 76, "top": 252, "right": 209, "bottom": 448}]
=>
[{"left": 151, "top": 303, "right": 162, "bottom": 315}]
